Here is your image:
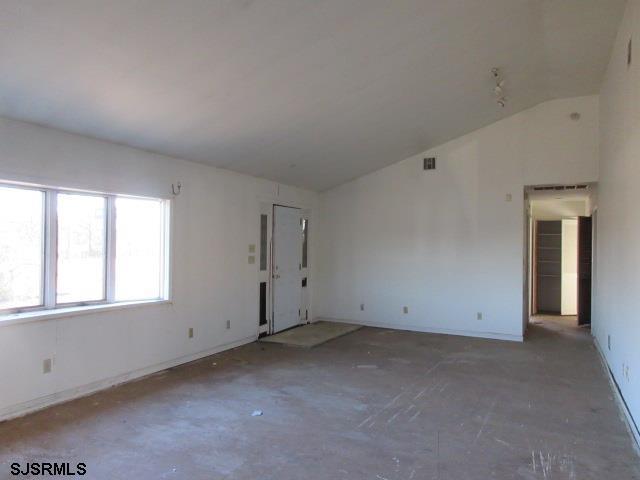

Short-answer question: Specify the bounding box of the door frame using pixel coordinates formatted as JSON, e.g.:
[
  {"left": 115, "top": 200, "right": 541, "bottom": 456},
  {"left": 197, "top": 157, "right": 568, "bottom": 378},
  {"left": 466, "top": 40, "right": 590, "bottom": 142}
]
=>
[
  {"left": 523, "top": 183, "right": 596, "bottom": 334},
  {"left": 257, "top": 203, "right": 273, "bottom": 337}
]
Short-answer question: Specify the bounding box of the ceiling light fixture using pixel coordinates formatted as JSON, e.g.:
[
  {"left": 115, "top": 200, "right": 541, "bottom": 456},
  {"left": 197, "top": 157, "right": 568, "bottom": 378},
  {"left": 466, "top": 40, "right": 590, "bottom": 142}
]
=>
[{"left": 491, "top": 68, "right": 507, "bottom": 108}]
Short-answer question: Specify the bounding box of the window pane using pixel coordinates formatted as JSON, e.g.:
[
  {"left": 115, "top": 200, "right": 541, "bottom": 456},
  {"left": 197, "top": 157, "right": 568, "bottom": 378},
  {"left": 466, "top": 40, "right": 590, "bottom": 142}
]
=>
[
  {"left": 260, "top": 214, "right": 268, "bottom": 271},
  {"left": 302, "top": 218, "right": 308, "bottom": 268},
  {"left": 0, "top": 187, "right": 44, "bottom": 310},
  {"left": 57, "top": 194, "right": 107, "bottom": 303},
  {"left": 115, "top": 197, "right": 164, "bottom": 301}
]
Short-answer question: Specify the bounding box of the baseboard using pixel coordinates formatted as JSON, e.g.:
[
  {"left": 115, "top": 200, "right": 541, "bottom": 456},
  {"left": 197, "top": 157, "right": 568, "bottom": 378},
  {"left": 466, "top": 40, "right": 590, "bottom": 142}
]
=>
[
  {"left": 0, "top": 335, "right": 257, "bottom": 423},
  {"left": 593, "top": 336, "right": 640, "bottom": 451},
  {"left": 318, "top": 317, "right": 523, "bottom": 342}
]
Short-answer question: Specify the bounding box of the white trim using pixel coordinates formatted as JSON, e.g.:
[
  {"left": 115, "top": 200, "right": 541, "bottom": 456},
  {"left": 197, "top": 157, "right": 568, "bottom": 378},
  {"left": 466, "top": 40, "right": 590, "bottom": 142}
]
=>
[
  {"left": 105, "top": 196, "right": 117, "bottom": 303},
  {"left": 161, "top": 199, "right": 172, "bottom": 301},
  {"left": 0, "top": 334, "right": 256, "bottom": 423},
  {"left": 0, "top": 300, "right": 173, "bottom": 327},
  {"left": 317, "top": 317, "right": 524, "bottom": 342},
  {"left": 593, "top": 336, "right": 640, "bottom": 451},
  {"left": 44, "top": 190, "right": 57, "bottom": 308}
]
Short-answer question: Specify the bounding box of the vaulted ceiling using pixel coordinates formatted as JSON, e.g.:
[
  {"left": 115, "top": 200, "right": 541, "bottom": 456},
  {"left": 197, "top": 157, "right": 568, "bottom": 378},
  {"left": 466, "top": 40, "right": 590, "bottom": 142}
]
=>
[{"left": 0, "top": 1, "right": 624, "bottom": 191}]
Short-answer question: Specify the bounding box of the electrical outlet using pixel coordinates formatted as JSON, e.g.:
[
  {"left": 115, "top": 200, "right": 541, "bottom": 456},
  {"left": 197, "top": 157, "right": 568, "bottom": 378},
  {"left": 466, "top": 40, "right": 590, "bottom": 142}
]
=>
[
  {"left": 403, "top": 306, "right": 409, "bottom": 314},
  {"left": 608, "top": 334, "right": 611, "bottom": 350},
  {"left": 506, "top": 193, "right": 512, "bottom": 202},
  {"left": 360, "top": 303, "right": 365, "bottom": 311},
  {"left": 477, "top": 312, "right": 483, "bottom": 320},
  {"left": 226, "top": 320, "right": 231, "bottom": 329},
  {"left": 188, "top": 327, "right": 194, "bottom": 339},
  {"left": 43, "top": 358, "right": 52, "bottom": 374},
  {"left": 248, "top": 255, "right": 255, "bottom": 264}
]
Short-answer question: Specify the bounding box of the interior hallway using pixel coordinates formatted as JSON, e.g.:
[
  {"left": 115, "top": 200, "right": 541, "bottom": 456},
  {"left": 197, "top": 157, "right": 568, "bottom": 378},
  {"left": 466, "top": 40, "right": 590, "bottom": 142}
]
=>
[{"left": 0, "top": 322, "right": 638, "bottom": 480}]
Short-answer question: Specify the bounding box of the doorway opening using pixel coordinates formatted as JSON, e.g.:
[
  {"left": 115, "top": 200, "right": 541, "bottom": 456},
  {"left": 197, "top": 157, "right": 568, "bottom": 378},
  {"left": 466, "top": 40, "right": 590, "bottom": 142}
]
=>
[{"left": 524, "top": 184, "right": 595, "bottom": 332}]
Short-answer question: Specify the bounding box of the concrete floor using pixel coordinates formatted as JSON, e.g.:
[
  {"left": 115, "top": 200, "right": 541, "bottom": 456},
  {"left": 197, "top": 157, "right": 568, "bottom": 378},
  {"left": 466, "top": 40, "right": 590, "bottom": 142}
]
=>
[{"left": 1, "top": 318, "right": 638, "bottom": 479}]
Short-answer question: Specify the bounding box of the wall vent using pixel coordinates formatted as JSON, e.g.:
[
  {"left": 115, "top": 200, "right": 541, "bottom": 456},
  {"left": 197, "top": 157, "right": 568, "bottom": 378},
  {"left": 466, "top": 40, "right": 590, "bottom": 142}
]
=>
[
  {"left": 423, "top": 157, "right": 436, "bottom": 170},
  {"left": 532, "top": 184, "right": 588, "bottom": 192}
]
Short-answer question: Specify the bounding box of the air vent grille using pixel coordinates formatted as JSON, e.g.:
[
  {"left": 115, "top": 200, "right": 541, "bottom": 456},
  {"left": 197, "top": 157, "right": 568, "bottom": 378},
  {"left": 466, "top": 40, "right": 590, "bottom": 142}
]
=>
[
  {"left": 423, "top": 157, "right": 436, "bottom": 170},
  {"left": 532, "top": 184, "right": 588, "bottom": 192}
]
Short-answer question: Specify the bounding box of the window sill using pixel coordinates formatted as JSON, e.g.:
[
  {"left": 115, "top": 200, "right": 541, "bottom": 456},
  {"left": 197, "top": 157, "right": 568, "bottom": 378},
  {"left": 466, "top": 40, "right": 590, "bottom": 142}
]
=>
[{"left": 0, "top": 300, "right": 173, "bottom": 327}]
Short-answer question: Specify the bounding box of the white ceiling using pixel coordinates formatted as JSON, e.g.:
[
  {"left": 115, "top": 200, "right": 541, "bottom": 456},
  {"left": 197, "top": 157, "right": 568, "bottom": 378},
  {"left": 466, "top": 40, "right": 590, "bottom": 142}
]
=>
[{"left": 0, "top": 1, "right": 624, "bottom": 191}]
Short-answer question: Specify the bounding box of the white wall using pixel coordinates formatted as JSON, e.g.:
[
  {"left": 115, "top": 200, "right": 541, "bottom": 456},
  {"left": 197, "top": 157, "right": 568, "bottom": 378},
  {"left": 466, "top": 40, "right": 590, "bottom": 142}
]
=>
[
  {"left": 593, "top": 0, "right": 640, "bottom": 442},
  {"left": 561, "top": 218, "right": 578, "bottom": 316},
  {"left": 0, "top": 117, "right": 317, "bottom": 420},
  {"left": 316, "top": 96, "right": 598, "bottom": 341}
]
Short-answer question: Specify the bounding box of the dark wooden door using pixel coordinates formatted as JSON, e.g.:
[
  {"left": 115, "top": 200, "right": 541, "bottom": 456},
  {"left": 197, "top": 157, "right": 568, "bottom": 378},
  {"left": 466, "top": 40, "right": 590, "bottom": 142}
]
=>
[{"left": 577, "top": 216, "right": 592, "bottom": 326}]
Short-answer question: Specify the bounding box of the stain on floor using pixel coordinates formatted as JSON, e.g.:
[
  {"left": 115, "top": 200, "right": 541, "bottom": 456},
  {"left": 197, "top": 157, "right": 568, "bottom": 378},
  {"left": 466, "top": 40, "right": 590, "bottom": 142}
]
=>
[{"left": 0, "top": 318, "right": 638, "bottom": 479}]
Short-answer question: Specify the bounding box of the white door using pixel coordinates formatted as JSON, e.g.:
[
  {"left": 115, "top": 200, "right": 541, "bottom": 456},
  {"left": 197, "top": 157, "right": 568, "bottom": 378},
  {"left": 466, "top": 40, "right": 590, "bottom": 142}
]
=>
[{"left": 273, "top": 205, "right": 302, "bottom": 333}]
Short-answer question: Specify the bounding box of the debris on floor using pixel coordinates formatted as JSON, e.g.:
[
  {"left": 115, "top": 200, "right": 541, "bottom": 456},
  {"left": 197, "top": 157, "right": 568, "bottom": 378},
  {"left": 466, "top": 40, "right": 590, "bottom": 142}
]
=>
[{"left": 251, "top": 410, "right": 263, "bottom": 417}]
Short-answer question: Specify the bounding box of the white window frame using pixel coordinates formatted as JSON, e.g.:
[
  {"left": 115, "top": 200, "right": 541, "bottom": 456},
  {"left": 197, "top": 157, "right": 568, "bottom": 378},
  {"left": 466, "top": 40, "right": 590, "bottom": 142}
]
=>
[{"left": 0, "top": 181, "right": 171, "bottom": 316}]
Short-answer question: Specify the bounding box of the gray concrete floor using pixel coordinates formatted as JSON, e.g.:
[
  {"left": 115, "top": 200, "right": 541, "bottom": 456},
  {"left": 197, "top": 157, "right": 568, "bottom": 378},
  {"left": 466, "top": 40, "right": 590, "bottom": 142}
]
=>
[{"left": 1, "top": 318, "right": 638, "bottom": 479}]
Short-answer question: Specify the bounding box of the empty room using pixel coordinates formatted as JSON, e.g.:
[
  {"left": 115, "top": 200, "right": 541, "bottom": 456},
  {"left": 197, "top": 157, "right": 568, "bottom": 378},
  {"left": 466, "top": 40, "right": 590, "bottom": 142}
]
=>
[{"left": 1, "top": 1, "right": 639, "bottom": 478}]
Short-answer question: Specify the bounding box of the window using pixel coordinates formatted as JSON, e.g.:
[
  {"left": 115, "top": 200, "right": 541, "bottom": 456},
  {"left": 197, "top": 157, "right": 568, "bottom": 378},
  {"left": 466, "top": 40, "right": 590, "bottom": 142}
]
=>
[
  {"left": 0, "top": 186, "right": 45, "bottom": 310},
  {"left": 115, "top": 197, "right": 164, "bottom": 301},
  {"left": 0, "top": 182, "right": 170, "bottom": 315},
  {"left": 301, "top": 217, "right": 308, "bottom": 268},
  {"left": 57, "top": 194, "right": 107, "bottom": 304},
  {"left": 259, "top": 214, "right": 268, "bottom": 271}
]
